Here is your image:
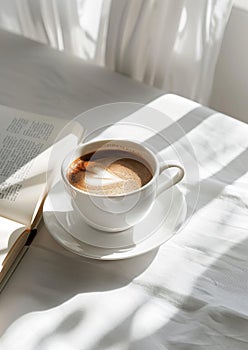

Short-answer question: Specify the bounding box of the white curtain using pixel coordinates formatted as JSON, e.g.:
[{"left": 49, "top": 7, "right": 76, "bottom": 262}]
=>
[
  {"left": 0, "top": 0, "right": 106, "bottom": 60},
  {"left": 0, "top": 0, "right": 233, "bottom": 104},
  {"left": 105, "top": 0, "right": 234, "bottom": 104}
]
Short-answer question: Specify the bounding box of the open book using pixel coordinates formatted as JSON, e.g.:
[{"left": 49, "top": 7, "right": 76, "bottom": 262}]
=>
[{"left": 0, "top": 104, "right": 84, "bottom": 289}]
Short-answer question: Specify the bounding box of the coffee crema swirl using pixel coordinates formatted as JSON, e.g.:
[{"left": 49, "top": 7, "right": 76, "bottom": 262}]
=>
[{"left": 67, "top": 150, "right": 153, "bottom": 195}]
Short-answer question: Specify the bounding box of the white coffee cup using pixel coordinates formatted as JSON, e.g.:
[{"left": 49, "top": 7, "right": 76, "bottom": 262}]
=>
[{"left": 61, "top": 139, "right": 184, "bottom": 232}]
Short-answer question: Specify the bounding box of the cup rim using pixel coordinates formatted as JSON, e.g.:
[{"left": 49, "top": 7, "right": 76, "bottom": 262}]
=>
[{"left": 61, "top": 139, "right": 160, "bottom": 198}]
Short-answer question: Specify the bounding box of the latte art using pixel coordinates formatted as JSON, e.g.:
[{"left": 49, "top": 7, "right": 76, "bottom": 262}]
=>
[
  {"left": 67, "top": 150, "right": 153, "bottom": 195},
  {"left": 84, "top": 163, "right": 125, "bottom": 187}
]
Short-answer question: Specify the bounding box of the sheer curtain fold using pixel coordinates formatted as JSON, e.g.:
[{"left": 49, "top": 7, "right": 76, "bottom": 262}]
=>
[
  {"left": 105, "top": 0, "right": 233, "bottom": 104},
  {"left": 0, "top": 0, "right": 233, "bottom": 104}
]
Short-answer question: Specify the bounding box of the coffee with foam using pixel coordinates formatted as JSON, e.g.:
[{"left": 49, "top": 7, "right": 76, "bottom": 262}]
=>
[{"left": 67, "top": 149, "right": 153, "bottom": 195}]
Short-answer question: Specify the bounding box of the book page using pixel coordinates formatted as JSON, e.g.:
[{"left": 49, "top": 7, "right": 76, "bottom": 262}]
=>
[
  {"left": 0, "top": 216, "right": 27, "bottom": 269},
  {"left": 0, "top": 105, "right": 83, "bottom": 225}
]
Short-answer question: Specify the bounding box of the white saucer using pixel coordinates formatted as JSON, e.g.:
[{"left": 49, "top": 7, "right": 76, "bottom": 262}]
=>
[{"left": 43, "top": 181, "right": 187, "bottom": 260}]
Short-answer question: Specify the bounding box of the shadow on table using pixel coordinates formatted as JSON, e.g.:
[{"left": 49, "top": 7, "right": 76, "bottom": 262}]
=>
[
  {"left": 0, "top": 242, "right": 159, "bottom": 334},
  {"left": 18, "top": 234, "right": 247, "bottom": 349},
  {"left": 143, "top": 106, "right": 248, "bottom": 220},
  {"left": 87, "top": 237, "right": 248, "bottom": 350},
  {"left": 185, "top": 147, "right": 248, "bottom": 217}
]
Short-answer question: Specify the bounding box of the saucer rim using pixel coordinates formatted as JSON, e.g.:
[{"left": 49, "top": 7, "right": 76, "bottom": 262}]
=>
[{"left": 43, "top": 183, "right": 187, "bottom": 260}]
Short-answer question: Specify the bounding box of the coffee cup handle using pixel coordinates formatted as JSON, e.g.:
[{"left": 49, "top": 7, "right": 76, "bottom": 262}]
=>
[{"left": 157, "top": 161, "right": 184, "bottom": 196}]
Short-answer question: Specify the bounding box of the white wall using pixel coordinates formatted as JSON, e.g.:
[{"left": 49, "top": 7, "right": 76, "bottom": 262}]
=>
[{"left": 210, "top": 3, "right": 248, "bottom": 123}]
